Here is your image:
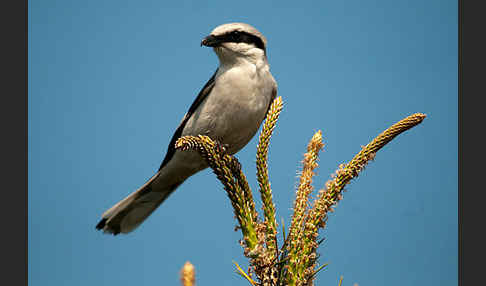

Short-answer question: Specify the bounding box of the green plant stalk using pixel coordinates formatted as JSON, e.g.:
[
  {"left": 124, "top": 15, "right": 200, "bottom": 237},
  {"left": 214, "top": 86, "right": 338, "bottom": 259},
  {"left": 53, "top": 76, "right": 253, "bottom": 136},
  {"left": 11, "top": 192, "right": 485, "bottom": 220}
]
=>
[
  {"left": 286, "top": 113, "right": 427, "bottom": 285},
  {"left": 309, "top": 113, "right": 426, "bottom": 229},
  {"left": 256, "top": 96, "right": 283, "bottom": 255},
  {"left": 285, "top": 113, "right": 426, "bottom": 285},
  {"left": 286, "top": 131, "right": 324, "bottom": 285},
  {"left": 225, "top": 153, "right": 259, "bottom": 225},
  {"left": 175, "top": 135, "right": 259, "bottom": 252},
  {"left": 176, "top": 110, "right": 426, "bottom": 286}
]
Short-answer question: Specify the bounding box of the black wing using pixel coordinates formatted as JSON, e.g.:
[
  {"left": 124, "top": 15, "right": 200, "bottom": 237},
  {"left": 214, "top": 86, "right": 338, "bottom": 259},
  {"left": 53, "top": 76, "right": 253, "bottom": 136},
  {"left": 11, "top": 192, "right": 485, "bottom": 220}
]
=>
[
  {"left": 266, "top": 85, "right": 277, "bottom": 117},
  {"left": 158, "top": 69, "right": 218, "bottom": 171}
]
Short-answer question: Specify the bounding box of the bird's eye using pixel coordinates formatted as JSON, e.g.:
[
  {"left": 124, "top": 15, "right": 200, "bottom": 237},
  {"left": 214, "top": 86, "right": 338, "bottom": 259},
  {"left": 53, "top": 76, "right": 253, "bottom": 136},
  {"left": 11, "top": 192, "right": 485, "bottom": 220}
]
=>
[{"left": 231, "top": 31, "right": 240, "bottom": 41}]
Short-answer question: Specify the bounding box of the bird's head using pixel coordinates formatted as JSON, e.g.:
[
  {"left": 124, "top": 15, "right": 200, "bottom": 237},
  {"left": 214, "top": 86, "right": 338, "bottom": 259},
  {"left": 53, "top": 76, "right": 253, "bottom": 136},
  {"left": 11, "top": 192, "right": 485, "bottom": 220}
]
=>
[{"left": 201, "top": 23, "right": 267, "bottom": 64}]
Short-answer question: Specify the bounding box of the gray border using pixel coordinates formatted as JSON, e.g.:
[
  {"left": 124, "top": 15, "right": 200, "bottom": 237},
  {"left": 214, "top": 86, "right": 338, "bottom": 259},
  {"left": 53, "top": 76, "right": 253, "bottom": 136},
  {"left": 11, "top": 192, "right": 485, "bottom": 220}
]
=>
[{"left": 1, "top": 0, "right": 27, "bottom": 285}]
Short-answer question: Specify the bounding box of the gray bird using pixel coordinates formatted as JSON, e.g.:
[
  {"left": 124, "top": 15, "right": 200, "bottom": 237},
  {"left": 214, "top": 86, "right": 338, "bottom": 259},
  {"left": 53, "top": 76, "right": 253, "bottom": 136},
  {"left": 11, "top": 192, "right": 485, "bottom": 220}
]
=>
[{"left": 96, "top": 23, "right": 277, "bottom": 235}]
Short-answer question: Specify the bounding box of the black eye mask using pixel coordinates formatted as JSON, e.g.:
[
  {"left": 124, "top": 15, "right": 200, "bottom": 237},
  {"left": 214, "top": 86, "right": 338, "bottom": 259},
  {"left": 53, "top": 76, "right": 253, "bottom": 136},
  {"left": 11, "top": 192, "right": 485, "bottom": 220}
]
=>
[{"left": 220, "top": 31, "right": 265, "bottom": 51}]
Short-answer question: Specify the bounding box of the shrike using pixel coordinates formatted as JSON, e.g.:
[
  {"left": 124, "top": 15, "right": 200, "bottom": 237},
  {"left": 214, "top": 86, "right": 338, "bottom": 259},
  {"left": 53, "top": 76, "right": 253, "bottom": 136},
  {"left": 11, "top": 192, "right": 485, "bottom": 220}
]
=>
[{"left": 96, "top": 23, "right": 277, "bottom": 235}]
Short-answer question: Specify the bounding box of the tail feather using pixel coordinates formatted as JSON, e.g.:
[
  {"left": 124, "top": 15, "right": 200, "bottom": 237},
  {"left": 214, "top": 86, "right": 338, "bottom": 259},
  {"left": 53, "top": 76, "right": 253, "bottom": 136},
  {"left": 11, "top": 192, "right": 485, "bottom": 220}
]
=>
[{"left": 96, "top": 172, "right": 177, "bottom": 235}]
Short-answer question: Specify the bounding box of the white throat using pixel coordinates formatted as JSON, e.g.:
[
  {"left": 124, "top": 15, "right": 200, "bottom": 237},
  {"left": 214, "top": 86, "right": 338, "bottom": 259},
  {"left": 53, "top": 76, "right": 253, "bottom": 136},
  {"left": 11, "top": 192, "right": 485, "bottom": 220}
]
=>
[{"left": 213, "top": 44, "right": 267, "bottom": 69}]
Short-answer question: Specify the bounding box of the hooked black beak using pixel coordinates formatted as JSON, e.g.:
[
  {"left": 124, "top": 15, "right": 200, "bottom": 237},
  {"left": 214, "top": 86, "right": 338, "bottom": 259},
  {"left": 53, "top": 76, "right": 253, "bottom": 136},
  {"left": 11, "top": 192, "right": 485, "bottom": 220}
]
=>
[{"left": 200, "top": 35, "right": 221, "bottom": 47}]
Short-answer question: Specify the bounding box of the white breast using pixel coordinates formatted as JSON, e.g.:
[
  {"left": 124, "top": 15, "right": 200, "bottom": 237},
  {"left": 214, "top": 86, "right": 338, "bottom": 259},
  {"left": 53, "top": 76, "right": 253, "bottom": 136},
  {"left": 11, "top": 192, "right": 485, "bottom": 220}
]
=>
[{"left": 182, "top": 60, "right": 275, "bottom": 154}]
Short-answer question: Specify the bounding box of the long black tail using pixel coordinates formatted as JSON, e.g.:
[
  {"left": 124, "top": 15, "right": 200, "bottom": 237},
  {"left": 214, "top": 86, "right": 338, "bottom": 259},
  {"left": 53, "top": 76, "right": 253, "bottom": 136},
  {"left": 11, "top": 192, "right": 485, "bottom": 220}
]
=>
[{"left": 95, "top": 172, "right": 176, "bottom": 235}]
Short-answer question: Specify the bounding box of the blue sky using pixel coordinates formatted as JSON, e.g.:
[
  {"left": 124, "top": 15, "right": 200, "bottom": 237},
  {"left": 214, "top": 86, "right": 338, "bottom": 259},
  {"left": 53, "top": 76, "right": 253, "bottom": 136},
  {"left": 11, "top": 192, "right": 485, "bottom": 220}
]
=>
[{"left": 29, "top": 1, "right": 457, "bottom": 285}]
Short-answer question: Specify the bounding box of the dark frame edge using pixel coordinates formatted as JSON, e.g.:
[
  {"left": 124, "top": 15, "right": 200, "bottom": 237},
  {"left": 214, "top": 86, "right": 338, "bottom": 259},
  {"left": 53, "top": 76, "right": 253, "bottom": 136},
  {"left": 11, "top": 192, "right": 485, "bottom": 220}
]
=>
[{"left": 458, "top": 0, "right": 462, "bottom": 285}]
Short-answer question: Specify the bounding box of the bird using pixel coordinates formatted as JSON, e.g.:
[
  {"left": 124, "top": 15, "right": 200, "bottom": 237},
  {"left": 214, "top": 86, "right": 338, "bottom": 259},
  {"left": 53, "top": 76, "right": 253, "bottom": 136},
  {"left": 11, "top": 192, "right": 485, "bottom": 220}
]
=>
[{"left": 95, "top": 23, "right": 278, "bottom": 235}]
